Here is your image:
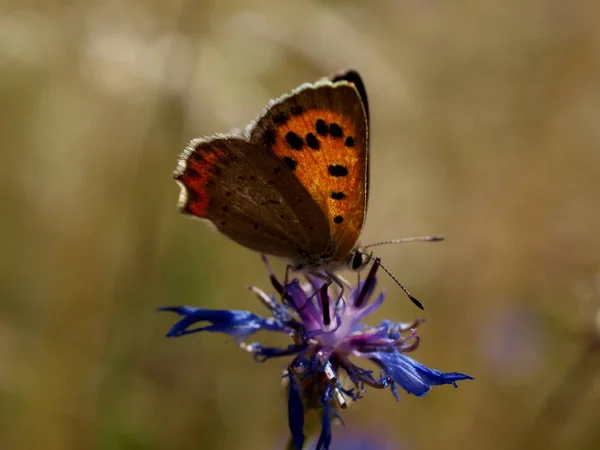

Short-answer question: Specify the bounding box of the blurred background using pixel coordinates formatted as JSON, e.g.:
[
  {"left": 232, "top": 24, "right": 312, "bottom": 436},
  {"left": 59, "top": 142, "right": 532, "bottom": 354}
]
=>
[{"left": 2, "top": 1, "right": 600, "bottom": 449}]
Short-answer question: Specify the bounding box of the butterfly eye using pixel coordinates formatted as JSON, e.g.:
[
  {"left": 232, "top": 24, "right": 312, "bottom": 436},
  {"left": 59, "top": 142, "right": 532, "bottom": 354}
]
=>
[{"left": 349, "top": 251, "right": 367, "bottom": 271}]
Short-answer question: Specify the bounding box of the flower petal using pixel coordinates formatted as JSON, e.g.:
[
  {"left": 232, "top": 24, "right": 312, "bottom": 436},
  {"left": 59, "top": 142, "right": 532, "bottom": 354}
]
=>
[
  {"left": 355, "top": 291, "right": 386, "bottom": 320},
  {"left": 287, "top": 374, "right": 305, "bottom": 450},
  {"left": 252, "top": 344, "right": 306, "bottom": 362},
  {"left": 158, "top": 306, "right": 285, "bottom": 338},
  {"left": 286, "top": 280, "right": 323, "bottom": 331},
  {"left": 369, "top": 350, "right": 473, "bottom": 397},
  {"left": 315, "top": 401, "right": 332, "bottom": 450},
  {"left": 349, "top": 276, "right": 376, "bottom": 309},
  {"left": 306, "top": 273, "right": 328, "bottom": 294}
]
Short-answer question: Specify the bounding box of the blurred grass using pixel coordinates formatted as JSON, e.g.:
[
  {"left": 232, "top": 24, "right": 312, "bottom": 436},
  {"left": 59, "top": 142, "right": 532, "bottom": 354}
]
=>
[{"left": 1, "top": 0, "right": 600, "bottom": 449}]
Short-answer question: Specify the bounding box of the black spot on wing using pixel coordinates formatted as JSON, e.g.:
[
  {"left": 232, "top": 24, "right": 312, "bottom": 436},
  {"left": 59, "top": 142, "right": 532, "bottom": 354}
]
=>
[
  {"left": 329, "top": 123, "right": 343, "bottom": 138},
  {"left": 185, "top": 167, "right": 200, "bottom": 178},
  {"left": 283, "top": 156, "right": 298, "bottom": 170},
  {"left": 328, "top": 165, "right": 348, "bottom": 177},
  {"left": 315, "top": 119, "right": 328, "bottom": 136},
  {"left": 186, "top": 188, "right": 201, "bottom": 203},
  {"left": 263, "top": 128, "right": 276, "bottom": 147},
  {"left": 306, "top": 133, "right": 320, "bottom": 150},
  {"left": 285, "top": 132, "right": 304, "bottom": 150},
  {"left": 272, "top": 113, "right": 288, "bottom": 125}
]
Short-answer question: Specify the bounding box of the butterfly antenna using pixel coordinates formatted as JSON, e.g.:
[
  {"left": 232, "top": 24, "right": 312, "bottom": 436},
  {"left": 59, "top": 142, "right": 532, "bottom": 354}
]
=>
[
  {"left": 362, "top": 252, "right": 424, "bottom": 310},
  {"left": 363, "top": 235, "right": 444, "bottom": 250}
]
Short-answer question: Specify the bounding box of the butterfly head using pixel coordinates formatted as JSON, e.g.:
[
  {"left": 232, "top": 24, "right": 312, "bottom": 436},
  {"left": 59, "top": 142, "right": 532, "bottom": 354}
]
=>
[{"left": 347, "top": 247, "right": 372, "bottom": 271}]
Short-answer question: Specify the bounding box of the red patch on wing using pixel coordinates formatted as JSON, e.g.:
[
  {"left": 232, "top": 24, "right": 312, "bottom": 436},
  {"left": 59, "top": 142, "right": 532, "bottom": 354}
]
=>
[{"left": 175, "top": 148, "right": 224, "bottom": 217}]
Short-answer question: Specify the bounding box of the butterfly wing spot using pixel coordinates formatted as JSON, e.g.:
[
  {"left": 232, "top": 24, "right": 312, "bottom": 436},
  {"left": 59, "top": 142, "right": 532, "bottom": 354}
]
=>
[
  {"left": 283, "top": 156, "right": 298, "bottom": 170},
  {"left": 225, "top": 191, "right": 232, "bottom": 197},
  {"left": 315, "top": 119, "right": 329, "bottom": 136},
  {"left": 263, "top": 128, "right": 277, "bottom": 147},
  {"left": 185, "top": 167, "right": 200, "bottom": 178},
  {"left": 220, "top": 220, "right": 226, "bottom": 226},
  {"left": 344, "top": 137, "right": 355, "bottom": 147},
  {"left": 329, "top": 123, "right": 344, "bottom": 137},
  {"left": 273, "top": 112, "right": 289, "bottom": 125},
  {"left": 330, "top": 191, "right": 345, "bottom": 200},
  {"left": 273, "top": 166, "right": 282, "bottom": 175},
  {"left": 221, "top": 205, "right": 228, "bottom": 213},
  {"left": 328, "top": 164, "right": 348, "bottom": 177},
  {"left": 333, "top": 215, "right": 344, "bottom": 224},
  {"left": 285, "top": 132, "right": 304, "bottom": 150},
  {"left": 182, "top": 188, "right": 207, "bottom": 216},
  {"left": 305, "top": 133, "right": 320, "bottom": 150}
]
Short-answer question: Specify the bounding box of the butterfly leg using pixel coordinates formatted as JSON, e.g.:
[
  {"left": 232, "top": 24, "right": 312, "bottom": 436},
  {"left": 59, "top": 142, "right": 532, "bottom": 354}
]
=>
[
  {"left": 325, "top": 270, "right": 352, "bottom": 290},
  {"left": 281, "top": 264, "right": 298, "bottom": 305},
  {"left": 284, "top": 264, "right": 293, "bottom": 287},
  {"left": 262, "top": 254, "right": 284, "bottom": 295},
  {"left": 262, "top": 255, "right": 295, "bottom": 305},
  {"left": 308, "top": 271, "right": 350, "bottom": 307}
]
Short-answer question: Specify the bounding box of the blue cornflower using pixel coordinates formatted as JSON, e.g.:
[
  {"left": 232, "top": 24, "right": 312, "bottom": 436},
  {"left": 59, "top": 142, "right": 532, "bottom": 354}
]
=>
[{"left": 159, "top": 257, "right": 473, "bottom": 450}]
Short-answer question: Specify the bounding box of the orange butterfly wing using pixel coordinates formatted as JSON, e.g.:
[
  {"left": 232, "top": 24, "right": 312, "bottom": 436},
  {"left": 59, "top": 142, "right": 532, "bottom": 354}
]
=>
[{"left": 249, "top": 77, "right": 368, "bottom": 263}]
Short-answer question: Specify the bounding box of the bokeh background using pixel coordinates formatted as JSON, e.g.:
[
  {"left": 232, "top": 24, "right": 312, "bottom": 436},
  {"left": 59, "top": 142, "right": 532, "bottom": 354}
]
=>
[{"left": 2, "top": 1, "right": 600, "bottom": 449}]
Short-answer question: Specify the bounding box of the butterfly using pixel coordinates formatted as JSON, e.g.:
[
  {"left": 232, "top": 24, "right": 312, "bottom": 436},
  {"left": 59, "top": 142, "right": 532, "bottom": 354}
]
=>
[
  {"left": 174, "top": 70, "right": 445, "bottom": 309},
  {"left": 174, "top": 70, "right": 372, "bottom": 276}
]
